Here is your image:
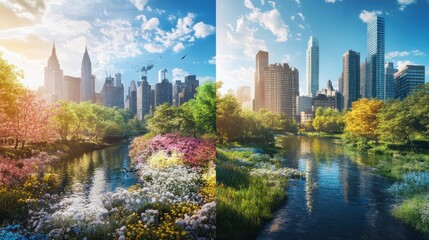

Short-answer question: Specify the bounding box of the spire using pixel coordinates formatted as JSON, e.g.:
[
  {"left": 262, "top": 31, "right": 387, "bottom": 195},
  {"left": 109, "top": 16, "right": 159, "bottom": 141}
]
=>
[{"left": 51, "top": 41, "right": 57, "bottom": 57}]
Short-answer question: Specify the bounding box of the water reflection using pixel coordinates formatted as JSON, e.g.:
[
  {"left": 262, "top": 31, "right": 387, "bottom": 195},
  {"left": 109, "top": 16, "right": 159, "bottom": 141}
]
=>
[
  {"left": 258, "top": 137, "right": 426, "bottom": 240},
  {"left": 48, "top": 143, "right": 138, "bottom": 219}
]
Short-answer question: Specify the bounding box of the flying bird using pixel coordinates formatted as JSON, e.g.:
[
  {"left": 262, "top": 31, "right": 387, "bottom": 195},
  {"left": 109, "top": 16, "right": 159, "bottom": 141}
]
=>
[{"left": 181, "top": 54, "right": 187, "bottom": 60}]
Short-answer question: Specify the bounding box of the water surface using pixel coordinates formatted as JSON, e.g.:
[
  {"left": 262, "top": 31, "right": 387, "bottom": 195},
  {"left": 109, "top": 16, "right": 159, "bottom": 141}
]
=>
[{"left": 258, "top": 137, "right": 427, "bottom": 240}]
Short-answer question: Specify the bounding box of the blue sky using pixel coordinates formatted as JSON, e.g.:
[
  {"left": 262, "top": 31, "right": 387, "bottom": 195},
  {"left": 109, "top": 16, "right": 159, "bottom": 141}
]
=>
[
  {"left": 0, "top": 0, "right": 215, "bottom": 92},
  {"left": 217, "top": 0, "right": 429, "bottom": 95}
]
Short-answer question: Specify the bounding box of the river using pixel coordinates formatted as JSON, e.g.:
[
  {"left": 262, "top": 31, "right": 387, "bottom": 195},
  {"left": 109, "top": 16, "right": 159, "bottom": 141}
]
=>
[
  {"left": 258, "top": 136, "right": 427, "bottom": 240},
  {"left": 47, "top": 142, "right": 138, "bottom": 216}
]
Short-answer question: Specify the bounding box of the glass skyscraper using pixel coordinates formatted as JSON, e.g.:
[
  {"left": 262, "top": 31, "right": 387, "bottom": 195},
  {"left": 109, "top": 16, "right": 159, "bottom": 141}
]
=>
[
  {"left": 306, "top": 36, "right": 319, "bottom": 97},
  {"left": 366, "top": 16, "right": 385, "bottom": 100}
]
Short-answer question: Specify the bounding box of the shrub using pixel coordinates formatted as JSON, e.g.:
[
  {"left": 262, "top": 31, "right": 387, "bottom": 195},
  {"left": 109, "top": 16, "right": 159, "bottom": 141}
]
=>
[{"left": 147, "top": 151, "right": 184, "bottom": 169}]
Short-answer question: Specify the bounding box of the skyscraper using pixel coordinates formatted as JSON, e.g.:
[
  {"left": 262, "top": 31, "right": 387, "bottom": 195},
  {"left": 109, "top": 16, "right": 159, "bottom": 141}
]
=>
[
  {"left": 394, "top": 65, "right": 425, "bottom": 100},
  {"left": 63, "top": 76, "right": 80, "bottom": 102},
  {"left": 366, "top": 16, "right": 385, "bottom": 100},
  {"left": 254, "top": 50, "right": 268, "bottom": 111},
  {"left": 80, "top": 46, "right": 95, "bottom": 102},
  {"left": 306, "top": 36, "right": 319, "bottom": 97},
  {"left": 173, "top": 80, "right": 186, "bottom": 106},
  {"left": 182, "top": 75, "right": 199, "bottom": 104},
  {"left": 137, "top": 76, "right": 151, "bottom": 121},
  {"left": 128, "top": 80, "right": 137, "bottom": 115},
  {"left": 155, "top": 78, "right": 173, "bottom": 106},
  {"left": 100, "top": 73, "right": 124, "bottom": 108},
  {"left": 342, "top": 50, "right": 360, "bottom": 110},
  {"left": 360, "top": 62, "right": 366, "bottom": 98},
  {"left": 158, "top": 68, "right": 168, "bottom": 83},
  {"left": 44, "top": 42, "right": 63, "bottom": 103},
  {"left": 264, "top": 63, "right": 299, "bottom": 119},
  {"left": 384, "top": 62, "right": 396, "bottom": 100}
]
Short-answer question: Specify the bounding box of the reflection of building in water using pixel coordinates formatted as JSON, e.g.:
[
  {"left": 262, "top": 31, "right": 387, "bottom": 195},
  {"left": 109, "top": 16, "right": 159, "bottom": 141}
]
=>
[
  {"left": 300, "top": 138, "right": 312, "bottom": 156},
  {"left": 305, "top": 158, "right": 317, "bottom": 214},
  {"left": 342, "top": 160, "right": 350, "bottom": 203}
]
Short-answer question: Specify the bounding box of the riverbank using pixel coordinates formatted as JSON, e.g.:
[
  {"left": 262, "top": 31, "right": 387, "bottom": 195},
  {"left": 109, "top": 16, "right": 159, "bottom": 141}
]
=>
[
  {"left": 333, "top": 136, "right": 429, "bottom": 234},
  {"left": 216, "top": 144, "right": 303, "bottom": 240}
]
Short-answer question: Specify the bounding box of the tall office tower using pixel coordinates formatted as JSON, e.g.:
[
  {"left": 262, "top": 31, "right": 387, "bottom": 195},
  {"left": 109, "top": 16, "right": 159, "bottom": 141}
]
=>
[
  {"left": 150, "top": 89, "right": 156, "bottom": 111},
  {"left": 360, "top": 62, "right": 366, "bottom": 98},
  {"left": 100, "top": 74, "right": 124, "bottom": 108},
  {"left": 366, "top": 16, "right": 385, "bottom": 99},
  {"left": 80, "top": 46, "right": 95, "bottom": 102},
  {"left": 155, "top": 78, "right": 173, "bottom": 106},
  {"left": 136, "top": 76, "right": 151, "bottom": 121},
  {"left": 394, "top": 65, "right": 425, "bottom": 100},
  {"left": 254, "top": 50, "right": 269, "bottom": 111},
  {"left": 182, "top": 75, "right": 199, "bottom": 104},
  {"left": 342, "top": 50, "right": 360, "bottom": 110},
  {"left": 158, "top": 68, "right": 168, "bottom": 83},
  {"left": 384, "top": 62, "right": 396, "bottom": 100},
  {"left": 264, "top": 63, "right": 299, "bottom": 119},
  {"left": 128, "top": 80, "right": 137, "bottom": 115},
  {"left": 173, "top": 80, "right": 186, "bottom": 106},
  {"left": 296, "top": 96, "right": 313, "bottom": 115},
  {"left": 306, "top": 36, "right": 319, "bottom": 97},
  {"left": 63, "top": 76, "right": 80, "bottom": 102},
  {"left": 44, "top": 42, "right": 64, "bottom": 103}
]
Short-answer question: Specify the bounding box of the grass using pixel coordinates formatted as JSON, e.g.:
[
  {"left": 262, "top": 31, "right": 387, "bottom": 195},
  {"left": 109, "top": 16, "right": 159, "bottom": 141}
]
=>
[
  {"left": 216, "top": 147, "right": 289, "bottom": 240},
  {"left": 392, "top": 194, "right": 429, "bottom": 233},
  {"left": 0, "top": 188, "right": 28, "bottom": 224},
  {"left": 376, "top": 154, "right": 429, "bottom": 180},
  {"left": 299, "top": 132, "right": 342, "bottom": 139}
]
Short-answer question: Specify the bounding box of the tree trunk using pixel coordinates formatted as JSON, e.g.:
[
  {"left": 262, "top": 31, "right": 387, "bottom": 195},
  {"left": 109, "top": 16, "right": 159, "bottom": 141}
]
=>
[
  {"left": 21, "top": 140, "right": 26, "bottom": 149},
  {"left": 14, "top": 138, "right": 19, "bottom": 149}
]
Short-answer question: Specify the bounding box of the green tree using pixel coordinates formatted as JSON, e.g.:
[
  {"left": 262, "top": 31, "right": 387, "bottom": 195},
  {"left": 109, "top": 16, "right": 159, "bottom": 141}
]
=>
[
  {"left": 186, "top": 81, "right": 216, "bottom": 134},
  {"left": 0, "top": 53, "right": 24, "bottom": 118},
  {"left": 216, "top": 94, "right": 243, "bottom": 143},
  {"left": 147, "top": 103, "right": 196, "bottom": 136}
]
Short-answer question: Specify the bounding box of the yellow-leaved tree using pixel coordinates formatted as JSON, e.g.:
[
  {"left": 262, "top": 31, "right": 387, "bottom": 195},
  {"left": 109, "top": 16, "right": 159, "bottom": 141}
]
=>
[{"left": 344, "top": 98, "right": 384, "bottom": 143}]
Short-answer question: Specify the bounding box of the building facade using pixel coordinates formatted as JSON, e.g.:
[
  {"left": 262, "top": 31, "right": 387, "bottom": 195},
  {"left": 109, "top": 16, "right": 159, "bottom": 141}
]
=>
[
  {"left": 155, "top": 79, "right": 173, "bottom": 106},
  {"left": 254, "top": 50, "right": 269, "bottom": 111},
  {"left": 44, "top": 43, "right": 64, "bottom": 103},
  {"left": 173, "top": 80, "right": 186, "bottom": 106},
  {"left": 394, "top": 65, "right": 425, "bottom": 100},
  {"left": 63, "top": 76, "right": 80, "bottom": 102},
  {"left": 100, "top": 74, "right": 124, "bottom": 108},
  {"left": 342, "top": 50, "right": 360, "bottom": 110},
  {"left": 366, "top": 16, "right": 385, "bottom": 100},
  {"left": 80, "top": 46, "right": 95, "bottom": 102},
  {"left": 182, "top": 75, "right": 199, "bottom": 105},
  {"left": 360, "top": 62, "right": 366, "bottom": 98},
  {"left": 136, "top": 76, "right": 152, "bottom": 121},
  {"left": 306, "top": 36, "right": 319, "bottom": 97},
  {"left": 384, "top": 62, "right": 396, "bottom": 100}
]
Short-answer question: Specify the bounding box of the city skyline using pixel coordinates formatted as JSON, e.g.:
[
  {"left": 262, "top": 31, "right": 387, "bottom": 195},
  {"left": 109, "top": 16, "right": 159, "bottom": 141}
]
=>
[
  {"left": 0, "top": 0, "right": 215, "bottom": 92},
  {"left": 217, "top": 0, "right": 429, "bottom": 95}
]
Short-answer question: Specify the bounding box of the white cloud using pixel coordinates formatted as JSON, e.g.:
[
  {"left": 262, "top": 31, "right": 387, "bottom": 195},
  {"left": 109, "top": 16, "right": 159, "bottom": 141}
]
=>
[
  {"left": 173, "top": 42, "right": 185, "bottom": 52},
  {"left": 397, "top": 60, "right": 415, "bottom": 70},
  {"left": 295, "top": 0, "right": 301, "bottom": 5},
  {"left": 129, "top": 0, "right": 148, "bottom": 11},
  {"left": 359, "top": 10, "right": 382, "bottom": 23},
  {"left": 172, "top": 67, "right": 189, "bottom": 80},
  {"left": 193, "top": 22, "right": 215, "bottom": 38},
  {"left": 144, "top": 43, "right": 165, "bottom": 53},
  {"left": 385, "top": 50, "right": 425, "bottom": 60},
  {"left": 208, "top": 56, "right": 216, "bottom": 64},
  {"left": 297, "top": 12, "right": 305, "bottom": 21},
  {"left": 386, "top": 51, "right": 410, "bottom": 60},
  {"left": 325, "top": 0, "right": 342, "bottom": 3},
  {"left": 142, "top": 17, "right": 159, "bottom": 30},
  {"left": 290, "top": 16, "right": 295, "bottom": 21},
  {"left": 246, "top": 5, "right": 289, "bottom": 42},
  {"left": 226, "top": 16, "right": 267, "bottom": 57},
  {"left": 398, "top": 0, "right": 417, "bottom": 11}
]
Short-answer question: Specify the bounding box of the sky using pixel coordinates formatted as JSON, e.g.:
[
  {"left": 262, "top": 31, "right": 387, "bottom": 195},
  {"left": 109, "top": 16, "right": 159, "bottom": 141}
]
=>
[
  {"left": 217, "top": 0, "right": 429, "bottom": 95},
  {"left": 0, "top": 0, "right": 215, "bottom": 92}
]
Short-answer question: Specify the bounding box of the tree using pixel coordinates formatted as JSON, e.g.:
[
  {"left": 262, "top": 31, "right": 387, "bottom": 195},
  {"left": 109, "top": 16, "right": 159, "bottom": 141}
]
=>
[
  {"left": 52, "top": 101, "right": 76, "bottom": 141},
  {"left": 216, "top": 94, "right": 243, "bottom": 143},
  {"left": 312, "top": 107, "right": 344, "bottom": 133},
  {"left": 345, "top": 98, "right": 384, "bottom": 142},
  {"left": 185, "top": 81, "right": 216, "bottom": 135},
  {"left": 147, "top": 103, "right": 196, "bottom": 136},
  {"left": 0, "top": 53, "right": 24, "bottom": 119},
  {"left": 1, "top": 90, "right": 55, "bottom": 148}
]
